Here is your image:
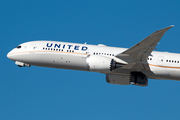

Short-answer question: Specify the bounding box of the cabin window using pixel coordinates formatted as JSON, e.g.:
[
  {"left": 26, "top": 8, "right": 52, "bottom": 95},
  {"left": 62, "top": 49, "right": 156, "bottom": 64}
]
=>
[{"left": 178, "top": 61, "right": 179, "bottom": 63}]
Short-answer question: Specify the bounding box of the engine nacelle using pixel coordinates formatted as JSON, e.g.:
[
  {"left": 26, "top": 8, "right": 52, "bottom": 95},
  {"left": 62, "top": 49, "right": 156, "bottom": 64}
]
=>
[
  {"left": 106, "top": 72, "right": 148, "bottom": 86},
  {"left": 15, "top": 61, "right": 31, "bottom": 67},
  {"left": 86, "top": 55, "right": 117, "bottom": 72},
  {"left": 106, "top": 74, "right": 131, "bottom": 85}
]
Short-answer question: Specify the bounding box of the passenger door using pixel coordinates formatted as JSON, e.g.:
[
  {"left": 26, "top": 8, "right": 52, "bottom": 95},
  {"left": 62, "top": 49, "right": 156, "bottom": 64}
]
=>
[
  {"left": 30, "top": 44, "right": 37, "bottom": 52},
  {"left": 157, "top": 56, "right": 164, "bottom": 65}
]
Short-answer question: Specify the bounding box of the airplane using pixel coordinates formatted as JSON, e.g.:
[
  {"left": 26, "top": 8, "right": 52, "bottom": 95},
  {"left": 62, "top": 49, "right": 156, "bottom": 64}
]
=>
[{"left": 7, "top": 25, "right": 180, "bottom": 86}]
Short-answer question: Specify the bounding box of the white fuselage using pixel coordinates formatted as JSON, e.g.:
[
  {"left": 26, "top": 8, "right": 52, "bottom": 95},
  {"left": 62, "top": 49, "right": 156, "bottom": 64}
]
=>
[{"left": 7, "top": 41, "right": 180, "bottom": 81}]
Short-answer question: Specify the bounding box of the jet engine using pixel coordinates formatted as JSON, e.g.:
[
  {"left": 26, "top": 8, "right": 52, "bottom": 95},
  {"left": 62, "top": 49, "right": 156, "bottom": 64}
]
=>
[
  {"left": 106, "top": 72, "right": 148, "bottom": 86},
  {"left": 86, "top": 55, "right": 118, "bottom": 72},
  {"left": 15, "top": 61, "right": 31, "bottom": 67}
]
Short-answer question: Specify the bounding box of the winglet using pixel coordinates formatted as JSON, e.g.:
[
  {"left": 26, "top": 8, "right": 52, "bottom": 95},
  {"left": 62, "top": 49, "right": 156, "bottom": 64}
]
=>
[{"left": 155, "top": 25, "right": 174, "bottom": 33}]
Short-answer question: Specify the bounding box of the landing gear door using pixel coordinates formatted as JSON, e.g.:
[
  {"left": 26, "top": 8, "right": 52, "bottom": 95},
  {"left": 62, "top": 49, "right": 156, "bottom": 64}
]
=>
[{"left": 157, "top": 56, "right": 164, "bottom": 65}]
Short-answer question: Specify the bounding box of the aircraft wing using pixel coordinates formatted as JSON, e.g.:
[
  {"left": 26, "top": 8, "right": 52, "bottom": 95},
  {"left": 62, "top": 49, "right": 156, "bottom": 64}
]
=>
[{"left": 116, "top": 25, "right": 174, "bottom": 70}]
